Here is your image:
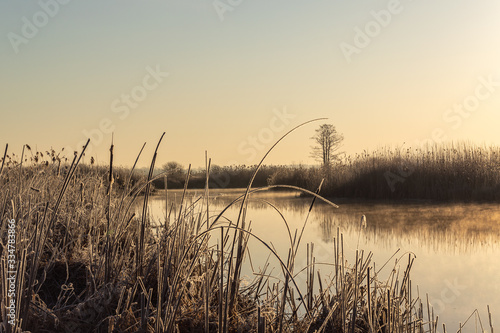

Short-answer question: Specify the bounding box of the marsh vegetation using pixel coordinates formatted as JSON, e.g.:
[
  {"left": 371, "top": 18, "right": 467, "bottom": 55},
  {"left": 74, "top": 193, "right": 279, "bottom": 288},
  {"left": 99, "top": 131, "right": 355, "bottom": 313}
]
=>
[
  {"left": 157, "top": 142, "right": 500, "bottom": 202},
  {"left": 0, "top": 139, "right": 496, "bottom": 332}
]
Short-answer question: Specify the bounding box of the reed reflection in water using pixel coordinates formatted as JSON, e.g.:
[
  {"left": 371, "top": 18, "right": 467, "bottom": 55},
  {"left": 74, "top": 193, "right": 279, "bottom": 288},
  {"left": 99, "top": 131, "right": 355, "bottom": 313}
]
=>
[{"left": 143, "top": 188, "right": 500, "bottom": 330}]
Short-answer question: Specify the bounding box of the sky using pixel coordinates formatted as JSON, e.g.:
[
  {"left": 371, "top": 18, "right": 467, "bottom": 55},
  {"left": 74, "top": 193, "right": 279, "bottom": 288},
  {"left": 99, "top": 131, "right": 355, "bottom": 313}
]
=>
[{"left": 1, "top": 0, "right": 500, "bottom": 168}]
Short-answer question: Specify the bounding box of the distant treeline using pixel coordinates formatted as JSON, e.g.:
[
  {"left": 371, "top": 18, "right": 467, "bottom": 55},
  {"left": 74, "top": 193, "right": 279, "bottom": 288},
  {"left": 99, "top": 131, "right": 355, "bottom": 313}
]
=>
[
  {"left": 152, "top": 164, "right": 282, "bottom": 189},
  {"left": 156, "top": 142, "right": 500, "bottom": 202},
  {"left": 9, "top": 142, "right": 499, "bottom": 201}
]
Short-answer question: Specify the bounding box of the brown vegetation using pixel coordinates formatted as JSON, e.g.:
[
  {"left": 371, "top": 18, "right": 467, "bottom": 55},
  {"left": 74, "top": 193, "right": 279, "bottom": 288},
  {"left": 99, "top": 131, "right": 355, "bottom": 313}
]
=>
[
  {"left": 269, "top": 142, "right": 500, "bottom": 201},
  {"left": 0, "top": 138, "right": 494, "bottom": 332}
]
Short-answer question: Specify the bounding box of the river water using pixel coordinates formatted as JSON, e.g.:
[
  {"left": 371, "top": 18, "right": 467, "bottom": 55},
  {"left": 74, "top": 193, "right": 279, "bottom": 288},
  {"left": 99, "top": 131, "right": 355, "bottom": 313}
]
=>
[{"left": 142, "top": 188, "right": 499, "bottom": 331}]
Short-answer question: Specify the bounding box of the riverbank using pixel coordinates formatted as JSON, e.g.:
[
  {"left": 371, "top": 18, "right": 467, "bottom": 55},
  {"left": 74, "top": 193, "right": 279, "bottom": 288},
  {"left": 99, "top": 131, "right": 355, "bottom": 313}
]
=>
[
  {"left": 139, "top": 142, "right": 500, "bottom": 202},
  {"left": 268, "top": 142, "right": 500, "bottom": 202},
  {"left": 2, "top": 145, "right": 495, "bottom": 332}
]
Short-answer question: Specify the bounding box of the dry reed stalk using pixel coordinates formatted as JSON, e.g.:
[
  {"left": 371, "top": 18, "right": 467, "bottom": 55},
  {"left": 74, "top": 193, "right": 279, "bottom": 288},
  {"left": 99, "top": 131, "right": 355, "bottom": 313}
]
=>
[
  {"left": 488, "top": 305, "right": 494, "bottom": 333},
  {"left": 0, "top": 144, "right": 8, "bottom": 179},
  {"left": 104, "top": 138, "right": 114, "bottom": 283},
  {"left": 203, "top": 152, "right": 211, "bottom": 333},
  {"left": 138, "top": 133, "right": 165, "bottom": 278}
]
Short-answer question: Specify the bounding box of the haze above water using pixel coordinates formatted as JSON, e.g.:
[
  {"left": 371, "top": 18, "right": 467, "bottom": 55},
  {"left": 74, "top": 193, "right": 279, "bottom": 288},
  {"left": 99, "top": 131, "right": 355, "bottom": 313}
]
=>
[{"left": 143, "top": 189, "right": 500, "bottom": 331}]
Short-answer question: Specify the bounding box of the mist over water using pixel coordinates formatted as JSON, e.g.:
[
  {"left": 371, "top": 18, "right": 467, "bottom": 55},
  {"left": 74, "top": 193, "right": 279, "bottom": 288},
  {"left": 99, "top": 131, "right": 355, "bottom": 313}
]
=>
[{"left": 143, "top": 189, "right": 500, "bottom": 330}]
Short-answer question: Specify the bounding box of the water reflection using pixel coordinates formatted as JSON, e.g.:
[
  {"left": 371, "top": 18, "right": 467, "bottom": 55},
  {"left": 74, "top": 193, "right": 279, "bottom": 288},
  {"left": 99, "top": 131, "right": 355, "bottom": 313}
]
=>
[
  {"left": 168, "top": 189, "right": 500, "bottom": 254},
  {"left": 143, "top": 189, "right": 500, "bottom": 329},
  {"left": 315, "top": 203, "right": 500, "bottom": 254}
]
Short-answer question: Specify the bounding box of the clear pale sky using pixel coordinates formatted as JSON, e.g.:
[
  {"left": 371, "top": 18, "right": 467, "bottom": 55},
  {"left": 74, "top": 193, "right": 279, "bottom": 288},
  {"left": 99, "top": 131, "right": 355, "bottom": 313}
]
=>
[{"left": 1, "top": 0, "right": 500, "bottom": 168}]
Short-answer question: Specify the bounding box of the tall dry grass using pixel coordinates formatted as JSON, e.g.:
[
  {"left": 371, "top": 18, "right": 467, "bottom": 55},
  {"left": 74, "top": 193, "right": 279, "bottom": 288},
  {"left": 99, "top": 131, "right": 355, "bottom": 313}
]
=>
[
  {"left": 269, "top": 142, "right": 500, "bottom": 201},
  {"left": 0, "top": 133, "right": 494, "bottom": 332}
]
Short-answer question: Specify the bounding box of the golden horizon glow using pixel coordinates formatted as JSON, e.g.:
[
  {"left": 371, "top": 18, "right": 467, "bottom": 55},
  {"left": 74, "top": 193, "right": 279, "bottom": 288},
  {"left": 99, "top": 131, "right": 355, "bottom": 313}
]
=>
[{"left": 1, "top": 0, "right": 500, "bottom": 168}]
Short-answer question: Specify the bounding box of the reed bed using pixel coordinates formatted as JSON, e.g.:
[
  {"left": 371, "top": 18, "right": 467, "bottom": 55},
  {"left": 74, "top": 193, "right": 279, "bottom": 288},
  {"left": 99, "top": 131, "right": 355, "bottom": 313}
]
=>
[
  {"left": 268, "top": 142, "right": 500, "bottom": 201},
  {"left": 0, "top": 135, "right": 494, "bottom": 332}
]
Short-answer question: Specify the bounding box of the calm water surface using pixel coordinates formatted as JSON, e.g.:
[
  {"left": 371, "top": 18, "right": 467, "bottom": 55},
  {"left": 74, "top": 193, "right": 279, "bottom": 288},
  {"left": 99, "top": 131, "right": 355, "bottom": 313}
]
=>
[{"left": 143, "top": 188, "right": 500, "bottom": 331}]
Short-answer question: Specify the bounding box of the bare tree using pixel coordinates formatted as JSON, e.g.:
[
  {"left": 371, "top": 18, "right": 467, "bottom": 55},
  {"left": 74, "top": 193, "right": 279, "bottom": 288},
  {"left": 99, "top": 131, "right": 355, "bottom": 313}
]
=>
[{"left": 310, "top": 124, "right": 344, "bottom": 166}]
